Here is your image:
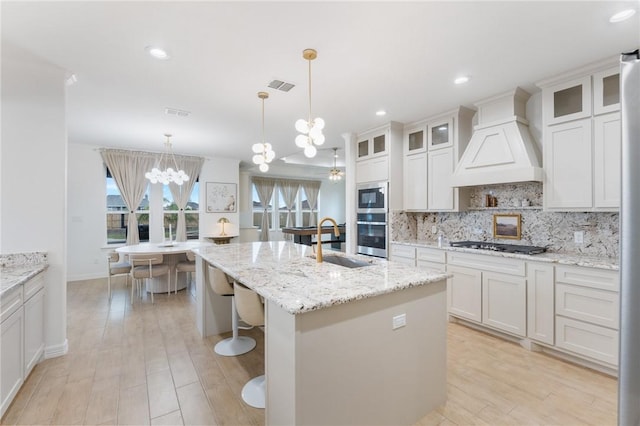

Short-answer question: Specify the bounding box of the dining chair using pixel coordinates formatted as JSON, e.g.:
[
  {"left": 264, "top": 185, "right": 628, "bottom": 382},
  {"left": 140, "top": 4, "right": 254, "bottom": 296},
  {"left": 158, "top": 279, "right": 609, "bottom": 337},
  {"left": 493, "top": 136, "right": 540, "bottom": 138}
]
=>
[
  {"left": 107, "top": 251, "right": 131, "bottom": 300},
  {"left": 234, "top": 281, "right": 265, "bottom": 409},
  {"left": 129, "top": 254, "right": 170, "bottom": 304},
  {"left": 207, "top": 264, "right": 256, "bottom": 356},
  {"left": 174, "top": 251, "right": 196, "bottom": 295}
]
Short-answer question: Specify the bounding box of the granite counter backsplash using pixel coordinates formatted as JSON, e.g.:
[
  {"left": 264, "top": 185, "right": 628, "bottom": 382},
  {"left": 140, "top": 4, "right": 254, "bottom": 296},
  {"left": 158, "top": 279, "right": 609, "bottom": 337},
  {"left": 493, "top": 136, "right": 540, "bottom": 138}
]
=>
[
  {"left": 390, "top": 181, "right": 619, "bottom": 258},
  {"left": 0, "top": 252, "right": 48, "bottom": 268}
]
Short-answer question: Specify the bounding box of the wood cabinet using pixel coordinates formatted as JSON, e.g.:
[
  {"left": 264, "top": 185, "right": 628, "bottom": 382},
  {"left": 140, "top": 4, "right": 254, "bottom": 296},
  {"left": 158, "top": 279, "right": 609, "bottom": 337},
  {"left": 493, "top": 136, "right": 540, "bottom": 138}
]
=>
[
  {"left": 402, "top": 107, "right": 473, "bottom": 212},
  {"left": 540, "top": 60, "right": 621, "bottom": 211},
  {"left": 0, "top": 272, "right": 45, "bottom": 418},
  {"left": 554, "top": 265, "right": 619, "bottom": 366},
  {"left": 593, "top": 112, "right": 621, "bottom": 208},
  {"left": 544, "top": 119, "right": 593, "bottom": 209},
  {"left": 446, "top": 265, "right": 482, "bottom": 322},
  {"left": 1, "top": 288, "right": 24, "bottom": 418},
  {"left": 526, "top": 263, "right": 555, "bottom": 345}
]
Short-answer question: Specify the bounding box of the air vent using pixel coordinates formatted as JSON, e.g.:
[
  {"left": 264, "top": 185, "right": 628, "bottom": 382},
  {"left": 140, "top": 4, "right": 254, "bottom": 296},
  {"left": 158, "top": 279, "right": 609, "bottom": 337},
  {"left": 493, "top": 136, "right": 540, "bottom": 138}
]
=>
[
  {"left": 165, "top": 107, "right": 191, "bottom": 117},
  {"left": 268, "top": 79, "right": 295, "bottom": 92}
]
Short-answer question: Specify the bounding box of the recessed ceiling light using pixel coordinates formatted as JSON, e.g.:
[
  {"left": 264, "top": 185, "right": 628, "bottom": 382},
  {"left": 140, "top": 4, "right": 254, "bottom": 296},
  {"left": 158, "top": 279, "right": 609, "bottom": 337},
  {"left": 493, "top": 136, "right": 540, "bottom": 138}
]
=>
[
  {"left": 376, "top": 110, "right": 386, "bottom": 116},
  {"left": 610, "top": 9, "right": 636, "bottom": 23},
  {"left": 146, "top": 46, "right": 170, "bottom": 60},
  {"left": 454, "top": 76, "right": 470, "bottom": 85}
]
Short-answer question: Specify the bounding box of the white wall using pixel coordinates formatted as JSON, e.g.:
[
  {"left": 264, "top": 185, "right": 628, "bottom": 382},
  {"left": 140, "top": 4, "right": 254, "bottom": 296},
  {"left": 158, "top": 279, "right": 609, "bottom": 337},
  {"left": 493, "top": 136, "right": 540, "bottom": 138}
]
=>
[
  {"left": 67, "top": 144, "right": 109, "bottom": 280},
  {"left": 1, "top": 43, "right": 68, "bottom": 357}
]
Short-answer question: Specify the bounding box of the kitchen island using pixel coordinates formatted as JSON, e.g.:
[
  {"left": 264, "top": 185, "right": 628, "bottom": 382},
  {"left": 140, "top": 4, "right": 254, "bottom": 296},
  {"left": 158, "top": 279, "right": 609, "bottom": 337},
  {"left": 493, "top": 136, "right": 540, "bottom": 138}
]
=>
[{"left": 192, "top": 241, "right": 448, "bottom": 425}]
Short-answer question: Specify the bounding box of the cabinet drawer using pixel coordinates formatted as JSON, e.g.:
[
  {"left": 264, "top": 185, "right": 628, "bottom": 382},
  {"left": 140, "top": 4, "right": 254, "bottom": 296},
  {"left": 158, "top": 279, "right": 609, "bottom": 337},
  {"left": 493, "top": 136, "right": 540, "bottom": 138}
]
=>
[
  {"left": 390, "top": 255, "right": 415, "bottom": 267},
  {"left": 556, "top": 283, "right": 619, "bottom": 329},
  {"left": 556, "top": 265, "right": 619, "bottom": 291},
  {"left": 1, "top": 287, "right": 23, "bottom": 323},
  {"left": 390, "top": 244, "right": 415, "bottom": 260},
  {"left": 416, "top": 260, "right": 445, "bottom": 272},
  {"left": 23, "top": 274, "right": 44, "bottom": 302},
  {"left": 556, "top": 316, "right": 618, "bottom": 366},
  {"left": 416, "top": 247, "right": 446, "bottom": 263},
  {"left": 447, "top": 252, "right": 525, "bottom": 276}
]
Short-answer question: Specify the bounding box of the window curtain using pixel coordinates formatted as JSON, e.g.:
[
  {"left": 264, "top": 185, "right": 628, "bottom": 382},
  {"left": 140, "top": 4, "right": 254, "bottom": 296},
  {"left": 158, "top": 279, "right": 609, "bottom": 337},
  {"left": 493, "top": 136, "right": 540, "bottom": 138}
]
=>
[
  {"left": 168, "top": 155, "right": 204, "bottom": 242},
  {"left": 100, "top": 149, "right": 156, "bottom": 245},
  {"left": 302, "top": 180, "right": 321, "bottom": 226},
  {"left": 253, "top": 177, "right": 276, "bottom": 241},
  {"left": 278, "top": 179, "right": 300, "bottom": 240}
]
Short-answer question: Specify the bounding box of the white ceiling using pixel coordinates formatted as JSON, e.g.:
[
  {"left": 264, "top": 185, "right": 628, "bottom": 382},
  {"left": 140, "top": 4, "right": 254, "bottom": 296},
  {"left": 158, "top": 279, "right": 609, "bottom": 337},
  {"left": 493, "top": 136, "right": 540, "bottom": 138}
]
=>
[{"left": 2, "top": 1, "right": 639, "bottom": 174}]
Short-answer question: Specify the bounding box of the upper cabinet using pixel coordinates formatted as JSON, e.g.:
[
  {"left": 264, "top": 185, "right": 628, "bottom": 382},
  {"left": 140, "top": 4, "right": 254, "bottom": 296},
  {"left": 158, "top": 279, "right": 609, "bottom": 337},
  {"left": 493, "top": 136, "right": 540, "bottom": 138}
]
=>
[
  {"left": 402, "top": 107, "right": 473, "bottom": 212},
  {"left": 543, "top": 75, "right": 592, "bottom": 125},
  {"left": 593, "top": 67, "right": 620, "bottom": 116},
  {"left": 357, "top": 131, "right": 387, "bottom": 160},
  {"left": 538, "top": 58, "right": 621, "bottom": 212}
]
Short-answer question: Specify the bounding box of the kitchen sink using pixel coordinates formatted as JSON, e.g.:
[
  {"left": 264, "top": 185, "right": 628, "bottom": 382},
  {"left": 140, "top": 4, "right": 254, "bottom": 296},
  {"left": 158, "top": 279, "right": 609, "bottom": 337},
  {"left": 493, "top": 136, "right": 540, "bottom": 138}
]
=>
[{"left": 320, "top": 255, "right": 372, "bottom": 268}]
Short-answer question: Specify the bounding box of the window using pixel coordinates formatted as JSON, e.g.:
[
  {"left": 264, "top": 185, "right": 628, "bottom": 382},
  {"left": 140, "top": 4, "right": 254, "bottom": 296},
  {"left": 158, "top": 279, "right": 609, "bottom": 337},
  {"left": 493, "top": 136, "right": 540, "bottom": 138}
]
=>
[
  {"left": 163, "top": 181, "right": 200, "bottom": 239},
  {"left": 252, "top": 182, "right": 318, "bottom": 229},
  {"left": 106, "top": 169, "right": 149, "bottom": 244}
]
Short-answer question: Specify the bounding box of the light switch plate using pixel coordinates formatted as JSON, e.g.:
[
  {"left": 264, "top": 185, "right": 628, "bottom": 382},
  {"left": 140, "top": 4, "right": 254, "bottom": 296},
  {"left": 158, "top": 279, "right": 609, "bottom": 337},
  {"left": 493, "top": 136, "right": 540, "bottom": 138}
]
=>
[
  {"left": 431, "top": 225, "right": 437, "bottom": 234},
  {"left": 574, "top": 231, "right": 584, "bottom": 244}
]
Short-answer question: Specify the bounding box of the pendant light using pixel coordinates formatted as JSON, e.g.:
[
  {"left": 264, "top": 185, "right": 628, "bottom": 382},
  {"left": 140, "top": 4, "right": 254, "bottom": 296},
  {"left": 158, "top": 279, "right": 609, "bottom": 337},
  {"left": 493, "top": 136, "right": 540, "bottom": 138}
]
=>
[
  {"left": 252, "top": 91, "right": 275, "bottom": 173},
  {"left": 295, "top": 48, "right": 325, "bottom": 158},
  {"left": 145, "top": 134, "right": 189, "bottom": 185},
  {"left": 328, "top": 147, "right": 344, "bottom": 182}
]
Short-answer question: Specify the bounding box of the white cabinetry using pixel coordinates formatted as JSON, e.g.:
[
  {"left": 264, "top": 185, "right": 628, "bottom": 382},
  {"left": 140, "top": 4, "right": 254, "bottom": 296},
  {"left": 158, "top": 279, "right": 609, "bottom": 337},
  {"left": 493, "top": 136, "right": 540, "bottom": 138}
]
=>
[
  {"left": 554, "top": 265, "right": 619, "bottom": 366},
  {"left": 389, "top": 244, "right": 416, "bottom": 266},
  {"left": 526, "top": 263, "right": 555, "bottom": 345},
  {"left": 402, "top": 107, "right": 473, "bottom": 212},
  {"left": 544, "top": 119, "right": 593, "bottom": 209},
  {"left": 355, "top": 155, "right": 389, "bottom": 184},
  {"left": 416, "top": 247, "right": 446, "bottom": 272},
  {"left": 1, "top": 288, "right": 24, "bottom": 417},
  {"left": 447, "top": 252, "right": 526, "bottom": 336},
  {"left": 593, "top": 112, "right": 621, "bottom": 208},
  {"left": 24, "top": 275, "right": 45, "bottom": 376},
  {"left": 446, "top": 265, "right": 482, "bottom": 322},
  {"left": 0, "top": 272, "right": 45, "bottom": 418},
  {"left": 539, "top": 60, "right": 621, "bottom": 211}
]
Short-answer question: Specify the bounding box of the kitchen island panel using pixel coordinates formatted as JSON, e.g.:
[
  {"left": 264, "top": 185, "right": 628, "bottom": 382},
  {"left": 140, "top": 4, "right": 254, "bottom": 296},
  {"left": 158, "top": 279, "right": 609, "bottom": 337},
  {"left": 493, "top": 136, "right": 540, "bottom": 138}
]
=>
[{"left": 266, "top": 280, "right": 447, "bottom": 426}]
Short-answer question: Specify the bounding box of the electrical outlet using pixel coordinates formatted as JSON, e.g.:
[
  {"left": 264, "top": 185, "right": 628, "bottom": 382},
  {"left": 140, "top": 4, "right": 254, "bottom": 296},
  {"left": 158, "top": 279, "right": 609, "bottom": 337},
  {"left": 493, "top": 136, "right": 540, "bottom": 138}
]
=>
[
  {"left": 431, "top": 225, "right": 437, "bottom": 234},
  {"left": 574, "top": 231, "right": 584, "bottom": 244},
  {"left": 392, "top": 314, "right": 406, "bottom": 330}
]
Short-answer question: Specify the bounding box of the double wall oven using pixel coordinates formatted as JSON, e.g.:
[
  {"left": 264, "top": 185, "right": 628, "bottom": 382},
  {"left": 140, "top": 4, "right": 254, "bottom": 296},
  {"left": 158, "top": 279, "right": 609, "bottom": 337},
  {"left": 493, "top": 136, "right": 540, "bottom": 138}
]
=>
[{"left": 356, "top": 182, "right": 388, "bottom": 258}]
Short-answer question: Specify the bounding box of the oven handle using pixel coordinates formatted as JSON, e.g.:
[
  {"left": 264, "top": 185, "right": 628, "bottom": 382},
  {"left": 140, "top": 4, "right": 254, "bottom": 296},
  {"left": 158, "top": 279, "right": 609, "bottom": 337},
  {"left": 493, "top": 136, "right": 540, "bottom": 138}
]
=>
[{"left": 356, "top": 221, "right": 387, "bottom": 225}]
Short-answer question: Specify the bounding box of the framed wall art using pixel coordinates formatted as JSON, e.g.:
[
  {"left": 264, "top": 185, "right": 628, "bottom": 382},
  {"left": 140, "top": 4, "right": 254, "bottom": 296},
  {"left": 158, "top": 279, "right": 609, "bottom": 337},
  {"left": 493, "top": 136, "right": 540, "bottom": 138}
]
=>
[
  {"left": 493, "top": 213, "right": 521, "bottom": 239},
  {"left": 206, "top": 182, "right": 237, "bottom": 213}
]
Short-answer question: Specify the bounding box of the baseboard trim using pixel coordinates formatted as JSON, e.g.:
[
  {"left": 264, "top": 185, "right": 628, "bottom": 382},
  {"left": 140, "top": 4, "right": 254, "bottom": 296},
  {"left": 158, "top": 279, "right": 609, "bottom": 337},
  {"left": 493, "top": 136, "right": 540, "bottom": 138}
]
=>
[
  {"left": 44, "top": 339, "right": 68, "bottom": 359},
  {"left": 67, "top": 272, "right": 106, "bottom": 282}
]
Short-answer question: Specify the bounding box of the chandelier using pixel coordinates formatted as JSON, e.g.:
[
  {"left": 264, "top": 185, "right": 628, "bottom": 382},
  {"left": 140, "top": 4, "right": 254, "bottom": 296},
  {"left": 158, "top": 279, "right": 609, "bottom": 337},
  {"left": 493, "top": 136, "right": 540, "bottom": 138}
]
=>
[
  {"left": 145, "top": 134, "right": 189, "bottom": 185},
  {"left": 328, "top": 147, "right": 344, "bottom": 182},
  {"left": 295, "top": 48, "right": 325, "bottom": 158},
  {"left": 252, "top": 91, "right": 275, "bottom": 173}
]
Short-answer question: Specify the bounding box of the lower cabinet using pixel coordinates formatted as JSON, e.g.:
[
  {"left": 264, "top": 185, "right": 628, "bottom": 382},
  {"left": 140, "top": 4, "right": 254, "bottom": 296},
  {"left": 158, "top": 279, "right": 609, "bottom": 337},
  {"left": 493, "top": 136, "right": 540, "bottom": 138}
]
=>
[
  {"left": 446, "top": 265, "right": 482, "bottom": 323},
  {"left": 526, "top": 263, "right": 555, "bottom": 345},
  {"left": 1, "top": 299, "right": 24, "bottom": 417},
  {"left": 24, "top": 288, "right": 45, "bottom": 376},
  {"left": 555, "top": 316, "right": 618, "bottom": 366},
  {"left": 0, "top": 272, "right": 45, "bottom": 418},
  {"left": 482, "top": 272, "right": 526, "bottom": 337}
]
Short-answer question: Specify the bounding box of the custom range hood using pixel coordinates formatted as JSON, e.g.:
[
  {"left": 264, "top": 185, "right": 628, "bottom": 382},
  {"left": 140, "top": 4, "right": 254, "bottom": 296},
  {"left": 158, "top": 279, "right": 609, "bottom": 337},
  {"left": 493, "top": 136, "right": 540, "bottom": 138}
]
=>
[{"left": 452, "top": 87, "right": 543, "bottom": 187}]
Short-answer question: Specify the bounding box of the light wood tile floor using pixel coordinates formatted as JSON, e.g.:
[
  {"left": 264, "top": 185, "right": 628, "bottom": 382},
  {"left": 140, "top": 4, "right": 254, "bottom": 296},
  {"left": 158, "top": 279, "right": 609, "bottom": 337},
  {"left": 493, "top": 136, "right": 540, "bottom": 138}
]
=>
[{"left": 1, "top": 278, "right": 617, "bottom": 425}]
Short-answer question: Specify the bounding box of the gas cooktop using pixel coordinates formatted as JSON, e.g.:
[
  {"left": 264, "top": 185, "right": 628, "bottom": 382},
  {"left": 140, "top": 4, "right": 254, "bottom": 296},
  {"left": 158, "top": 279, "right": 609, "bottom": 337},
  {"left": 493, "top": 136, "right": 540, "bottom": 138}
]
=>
[{"left": 449, "top": 241, "right": 547, "bottom": 255}]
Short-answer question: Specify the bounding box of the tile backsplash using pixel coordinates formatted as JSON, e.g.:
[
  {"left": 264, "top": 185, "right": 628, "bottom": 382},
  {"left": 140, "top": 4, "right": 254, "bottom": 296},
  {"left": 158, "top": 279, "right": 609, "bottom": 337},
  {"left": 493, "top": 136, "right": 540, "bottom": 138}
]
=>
[{"left": 391, "top": 183, "right": 619, "bottom": 259}]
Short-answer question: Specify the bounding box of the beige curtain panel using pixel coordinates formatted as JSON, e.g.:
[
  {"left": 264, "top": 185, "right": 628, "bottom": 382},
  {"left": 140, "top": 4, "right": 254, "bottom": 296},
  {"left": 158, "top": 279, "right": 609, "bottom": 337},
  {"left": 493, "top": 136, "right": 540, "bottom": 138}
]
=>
[{"left": 168, "top": 155, "right": 204, "bottom": 242}]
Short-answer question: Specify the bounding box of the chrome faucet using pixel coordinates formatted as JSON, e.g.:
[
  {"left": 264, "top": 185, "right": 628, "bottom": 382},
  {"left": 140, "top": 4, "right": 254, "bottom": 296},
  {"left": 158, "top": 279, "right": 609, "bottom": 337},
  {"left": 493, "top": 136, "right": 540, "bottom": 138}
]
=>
[{"left": 316, "top": 217, "right": 340, "bottom": 263}]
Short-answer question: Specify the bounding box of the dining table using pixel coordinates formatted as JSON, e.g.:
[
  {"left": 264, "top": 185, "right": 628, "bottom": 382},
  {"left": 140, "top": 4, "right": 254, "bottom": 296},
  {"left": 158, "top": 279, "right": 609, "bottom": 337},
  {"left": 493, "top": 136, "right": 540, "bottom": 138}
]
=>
[{"left": 116, "top": 240, "right": 213, "bottom": 293}]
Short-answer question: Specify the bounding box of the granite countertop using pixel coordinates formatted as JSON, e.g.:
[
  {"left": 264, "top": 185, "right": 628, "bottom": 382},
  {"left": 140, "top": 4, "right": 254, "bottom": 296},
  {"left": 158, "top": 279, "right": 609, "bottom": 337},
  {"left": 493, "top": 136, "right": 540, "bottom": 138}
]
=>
[
  {"left": 1, "top": 263, "right": 48, "bottom": 296},
  {"left": 192, "top": 241, "right": 449, "bottom": 315},
  {"left": 392, "top": 239, "right": 619, "bottom": 271}
]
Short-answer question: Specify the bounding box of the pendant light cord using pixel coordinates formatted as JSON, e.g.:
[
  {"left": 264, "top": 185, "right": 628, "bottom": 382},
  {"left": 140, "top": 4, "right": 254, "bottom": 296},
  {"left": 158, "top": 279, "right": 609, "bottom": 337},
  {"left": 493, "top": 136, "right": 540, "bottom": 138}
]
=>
[{"left": 308, "top": 57, "right": 312, "bottom": 123}]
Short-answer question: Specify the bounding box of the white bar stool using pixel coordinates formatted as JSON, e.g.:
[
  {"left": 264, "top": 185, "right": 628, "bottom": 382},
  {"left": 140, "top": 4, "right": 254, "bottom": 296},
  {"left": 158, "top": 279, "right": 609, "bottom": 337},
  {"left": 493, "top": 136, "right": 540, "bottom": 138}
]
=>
[
  {"left": 207, "top": 264, "right": 256, "bottom": 356},
  {"left": 234, "top": 281, "right": 265, "bottom": 409}
]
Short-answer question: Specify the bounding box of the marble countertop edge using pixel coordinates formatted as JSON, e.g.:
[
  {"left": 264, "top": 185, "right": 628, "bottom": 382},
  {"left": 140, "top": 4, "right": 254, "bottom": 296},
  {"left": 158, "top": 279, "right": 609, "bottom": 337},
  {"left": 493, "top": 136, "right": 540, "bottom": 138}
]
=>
[
  {"left": 391, "top": 239, "right": 619, "bottom": 270},
  {"left": 1, "top": 263, "right": 49, "bottom": 296}
]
